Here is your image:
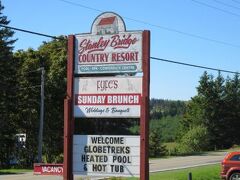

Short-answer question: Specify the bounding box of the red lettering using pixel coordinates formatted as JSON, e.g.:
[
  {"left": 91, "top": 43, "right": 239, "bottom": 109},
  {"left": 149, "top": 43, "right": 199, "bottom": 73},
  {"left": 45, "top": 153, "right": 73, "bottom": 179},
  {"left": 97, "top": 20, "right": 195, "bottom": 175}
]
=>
[
  {"left": 78, "top": 37, "right": 110, "bottom": 54},
  {"left": 110, "top": 34, "right": 138, "bottom": 49},
  {"left": 111, "top": 52, "right": 138, "bottom": 62},
  {"left": 78, "top": 34, "right": 138, "bottom": 55}
]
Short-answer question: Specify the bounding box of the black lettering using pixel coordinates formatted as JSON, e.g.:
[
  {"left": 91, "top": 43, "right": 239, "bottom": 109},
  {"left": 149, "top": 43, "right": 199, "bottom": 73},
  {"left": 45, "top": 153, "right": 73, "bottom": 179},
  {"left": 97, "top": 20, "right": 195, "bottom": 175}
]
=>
[
  {"left": 110, "top": 165, "right": 124, "bottom": 173},
  {"left": 84, "top": 164, "right": 87, "bottom": 171},
  {"left": 125, "top": 146, "right": 130, "bottom": 154},
  {"left": 81, "top": 154, "right": 86, "bottom": 162},
  {"left": 92, "top": 164, "right": 107, "bottom": 172},
  {"left": 84, "top": 146, "right": 89, "bottom": 153},
  {"left": 90, "top": 155, "right": 94, "bottom": 162},
  {"left": 112, "top": 155, "right": 117, "bottom": 163},
  {"left": 111, "top": 146, "right": 116, "bottom": 153},
  {"left": 91, "top": 137, "right": 98, "bottom": 144}
]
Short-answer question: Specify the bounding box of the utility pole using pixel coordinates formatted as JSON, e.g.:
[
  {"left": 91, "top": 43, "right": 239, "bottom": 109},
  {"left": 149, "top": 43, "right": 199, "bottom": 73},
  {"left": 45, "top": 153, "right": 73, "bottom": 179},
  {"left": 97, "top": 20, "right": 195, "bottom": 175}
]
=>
[{"left": 38, "top": 67, "right": 45, "bottom": 163}]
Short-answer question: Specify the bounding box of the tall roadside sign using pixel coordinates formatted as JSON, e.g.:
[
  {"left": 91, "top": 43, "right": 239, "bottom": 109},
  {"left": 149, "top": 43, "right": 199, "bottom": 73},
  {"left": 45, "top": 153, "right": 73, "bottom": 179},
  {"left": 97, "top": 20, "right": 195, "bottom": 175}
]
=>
[{"left": 64, "top": 12, "right": 150, "bottom": 180}]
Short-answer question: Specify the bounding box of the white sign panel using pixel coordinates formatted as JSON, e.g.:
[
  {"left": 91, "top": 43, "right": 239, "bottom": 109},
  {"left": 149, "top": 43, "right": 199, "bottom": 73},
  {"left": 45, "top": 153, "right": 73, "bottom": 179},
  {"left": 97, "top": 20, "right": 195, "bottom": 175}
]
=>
[
  {"left": 74, "top": 12, "right": 143, "bottom": 74},
  {"left": 73, "top": 135, "right": 140, "bottom": 177},
  {"left": 74, "top": 76, "right": 142, "bottom": 118}
]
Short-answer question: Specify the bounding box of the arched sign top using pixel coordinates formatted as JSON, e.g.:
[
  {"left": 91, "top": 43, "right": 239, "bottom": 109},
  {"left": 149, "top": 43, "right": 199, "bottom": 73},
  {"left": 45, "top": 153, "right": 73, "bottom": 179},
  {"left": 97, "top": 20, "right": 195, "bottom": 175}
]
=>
[
  {"left": 91, "top": 12, "right": 126, "bottom": 35},
  {"left": 74, "top": 11, "right": 143, "bottom": 74}
]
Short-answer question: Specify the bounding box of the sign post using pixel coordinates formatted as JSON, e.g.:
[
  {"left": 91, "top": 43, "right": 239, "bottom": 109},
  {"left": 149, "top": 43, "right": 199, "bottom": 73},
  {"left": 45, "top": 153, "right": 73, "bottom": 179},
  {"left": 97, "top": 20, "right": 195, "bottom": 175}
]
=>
[
  {"left": 64, "top": 35, "right": 74, "bottom": 180},
  {"left": 140, "top": 31, "right": 150, "bottom": 180},
  {"left": 64, "top": 12, "right": 150, "bottom": 180}
]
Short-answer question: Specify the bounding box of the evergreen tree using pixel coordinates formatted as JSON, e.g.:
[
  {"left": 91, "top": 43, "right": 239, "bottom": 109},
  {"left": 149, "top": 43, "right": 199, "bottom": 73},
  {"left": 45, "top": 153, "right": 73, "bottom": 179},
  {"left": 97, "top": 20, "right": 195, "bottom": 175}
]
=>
[
  {"left": 183, "top": 71, "right": 240, "bottom": 151},
  {"left": 224, "top": 74, "right": 240, "bottom": 145},
  {"left": 14, "top": 37, "right": 67, "bottom": 164},
  {"left": 195, "top": 72, "right": 226, "bottom": 149},
  {"left": 14, "top": 49, "right": 42, "bottom": 166},
  {"left": 202, "top": 72, "right": 226, "bottom": 149},
  {"left": 38, "top": 38, "right": 67, "bottom": 162},
  {"left": 180, "top": 96, "right": 205, "bottom": 134},
  {"left": 149, "top": 127, "right": 166, "bottom": 157},
  {"left": 211, "top": 73, "right": 227, "bottom": 148},
  {"left": 0, "top": 0, "right": 17, "bottom": 167}
]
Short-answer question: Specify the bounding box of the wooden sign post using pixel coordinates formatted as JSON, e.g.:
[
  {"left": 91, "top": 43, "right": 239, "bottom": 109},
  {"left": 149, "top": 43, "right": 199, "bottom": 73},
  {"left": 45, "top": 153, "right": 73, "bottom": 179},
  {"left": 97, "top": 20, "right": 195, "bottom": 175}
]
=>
[
  {"left": 64, "top": 12, "right": 150, "bottom": 180},
  {"left": 140, "top": 30, "right": 150, "bottom": 180}
]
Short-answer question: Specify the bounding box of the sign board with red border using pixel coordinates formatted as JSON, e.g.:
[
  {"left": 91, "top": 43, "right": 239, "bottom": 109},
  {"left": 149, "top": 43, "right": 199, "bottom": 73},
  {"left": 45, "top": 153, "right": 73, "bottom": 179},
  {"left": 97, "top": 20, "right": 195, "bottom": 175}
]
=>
[
  {"left": 74, "top": 76, "right": 142, "bottom": 118},
  {"left": 74, "top": 12, "right": 143, "bottom": 74}
]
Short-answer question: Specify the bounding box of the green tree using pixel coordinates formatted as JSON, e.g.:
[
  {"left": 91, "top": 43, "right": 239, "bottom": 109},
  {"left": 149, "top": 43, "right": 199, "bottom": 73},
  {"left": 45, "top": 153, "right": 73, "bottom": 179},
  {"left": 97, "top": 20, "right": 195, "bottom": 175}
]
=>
[
  {"left": 14, "top": 49, "right": 42, "bottom": 166},
  {"left": 177, "top": 125, "right": 210, "bottom": 155},
  {"left": 150, "top": 98, "right": 186, "bottom": 119},
  {"left": 196, "top": 72, "right": 226, "bottom": 149},
  {"left": 149, "top": 127, "right": 166, "bottom": 157},
  {"left": 198, "top": 72, "right": 226, "bottom": 149},
  {"left": 0, "top": 0, "right": 17, "bottom": 167},
  {"left": 182, "top": 71, "right": 240, "bottom": 151},
  {"left": 14, "top": 37, "right": 67, "bottom": 165},
  {"left": 224, "top": 74, "right": 240, "bottom": 145},
  {"left": 38, "top": 38, "right": 67, "bottom": 162}
]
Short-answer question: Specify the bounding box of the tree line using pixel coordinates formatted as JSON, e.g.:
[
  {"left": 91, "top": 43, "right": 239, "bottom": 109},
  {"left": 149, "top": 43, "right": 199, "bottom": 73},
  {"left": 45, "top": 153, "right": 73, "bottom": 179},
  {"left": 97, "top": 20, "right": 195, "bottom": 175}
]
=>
[
  {"left": 178, "top": 72, "right": 240, "bottom": 154},
  {"left": 148, "top": 72, "right": 240, "bottom": 157}
]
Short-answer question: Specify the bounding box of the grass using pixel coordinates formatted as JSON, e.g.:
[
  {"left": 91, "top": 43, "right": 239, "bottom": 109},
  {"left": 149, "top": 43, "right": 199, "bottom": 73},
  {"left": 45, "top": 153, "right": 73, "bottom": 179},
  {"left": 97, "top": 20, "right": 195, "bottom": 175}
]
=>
[
  {"left": 106, "top": 164, "right": 221, "bottom": 180},
  {"left": 0, "top": 164, "right": 222, "bottom": 179},
  {"left": 148, "top": 164, "right": 221, "bottom": 180},
  {"left": 0, "top": 168, "right": 32, "bottom": 175}
]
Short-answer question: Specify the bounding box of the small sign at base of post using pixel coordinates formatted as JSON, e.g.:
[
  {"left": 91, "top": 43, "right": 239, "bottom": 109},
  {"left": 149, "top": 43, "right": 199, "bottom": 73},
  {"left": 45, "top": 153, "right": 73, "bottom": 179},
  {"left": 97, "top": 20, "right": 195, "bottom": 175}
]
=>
[{"left": 34, "top": 163, "right": 63, "bottom": 176}]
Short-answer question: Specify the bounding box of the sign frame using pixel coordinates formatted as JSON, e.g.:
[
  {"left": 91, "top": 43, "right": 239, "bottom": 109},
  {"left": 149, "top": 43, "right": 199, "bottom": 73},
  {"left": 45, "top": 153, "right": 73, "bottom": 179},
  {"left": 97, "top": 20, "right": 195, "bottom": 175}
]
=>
[
  {"left": 74, "top": 11, "right": 143, "bottom": 75},
  {"left": 73, "top": 76, "right": 142, "bottom": 118},
  {"left": 72, "top": 135, "right": 140, "bottom": 177},
  {"left": 64, "top": 12, "right": 150, "bottom": 180}
]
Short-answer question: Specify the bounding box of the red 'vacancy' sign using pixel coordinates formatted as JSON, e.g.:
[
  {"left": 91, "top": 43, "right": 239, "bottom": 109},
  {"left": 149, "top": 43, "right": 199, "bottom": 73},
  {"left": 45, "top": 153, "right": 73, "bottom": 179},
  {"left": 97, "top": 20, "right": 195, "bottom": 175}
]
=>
[{"left": 34, "top": 163, "right": 63, "bottom": 176}]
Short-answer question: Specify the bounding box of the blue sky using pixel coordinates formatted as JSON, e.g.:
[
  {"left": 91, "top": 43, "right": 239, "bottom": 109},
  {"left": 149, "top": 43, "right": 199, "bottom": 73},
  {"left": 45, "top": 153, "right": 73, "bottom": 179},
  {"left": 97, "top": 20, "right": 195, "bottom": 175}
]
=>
[{"left": 2, "top": 0, "right": 240, "bottom": 100}]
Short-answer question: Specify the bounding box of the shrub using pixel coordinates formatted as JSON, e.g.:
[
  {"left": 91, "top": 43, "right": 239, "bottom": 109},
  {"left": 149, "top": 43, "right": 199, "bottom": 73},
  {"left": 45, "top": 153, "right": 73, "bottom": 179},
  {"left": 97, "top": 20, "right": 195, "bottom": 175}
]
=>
[
  {"left": 177, "top": 125, "right": 210, "bottom": 155},
  {"left": 149, "top": 127, "right": 167, "bottom": 157}
]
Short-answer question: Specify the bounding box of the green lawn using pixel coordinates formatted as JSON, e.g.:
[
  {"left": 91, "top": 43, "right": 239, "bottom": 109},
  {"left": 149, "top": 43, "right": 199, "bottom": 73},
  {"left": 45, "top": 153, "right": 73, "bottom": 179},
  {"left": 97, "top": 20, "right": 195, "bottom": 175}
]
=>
[
  {"left": 0, "top": 168, "right": 32, "bottom": 175},
  {"left": 126, "top": 164, "right": 221, "bottom": 180},
  {"left": 0, "top": 164, "right": 222, "bottom": 179}
]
